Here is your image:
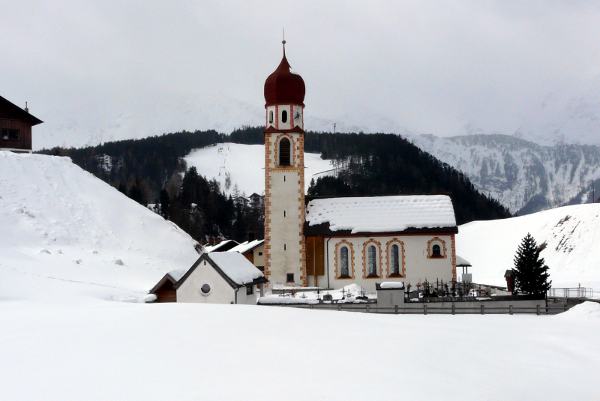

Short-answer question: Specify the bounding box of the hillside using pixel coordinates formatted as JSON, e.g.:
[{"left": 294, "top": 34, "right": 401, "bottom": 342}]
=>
[
  {"left": 184, "top": 142, "right": 335, "bottom": 196},
  {"left": 457, "top": 203, "right": 600, "bottom": 288},
  {"left": 409, "top": 134, "right": 600, "bottom": 214},
  {"left": 0, "top": 152, "right": 200, "bottom": 301},
  {"left": 44, "top": 129, "right": 510, "bottom": 241}
]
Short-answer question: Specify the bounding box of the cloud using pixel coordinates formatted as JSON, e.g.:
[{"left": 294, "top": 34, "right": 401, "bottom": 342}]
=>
[{"left": 2, "top": 0, "right": 600, "bottom": 148}]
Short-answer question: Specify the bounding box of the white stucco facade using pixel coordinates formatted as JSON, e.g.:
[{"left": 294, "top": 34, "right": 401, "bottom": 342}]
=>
[
  {"left": 250, "top": 244, "right": 265, "bottom": 270},
  {"left": 176, "top": 259, "right": 260, "bottom": 305},
  {"left": 306, "top": 234, "right": 456, "bottom": 293}
]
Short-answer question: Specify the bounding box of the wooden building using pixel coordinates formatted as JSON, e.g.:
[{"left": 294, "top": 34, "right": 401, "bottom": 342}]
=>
[{"left": 0, "top": 95, "right": 43, "bottom": 152}]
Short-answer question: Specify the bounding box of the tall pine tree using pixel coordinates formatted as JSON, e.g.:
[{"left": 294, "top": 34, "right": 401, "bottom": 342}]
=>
[{"left": 512, "top": 233, "right": 551, "bottom": 296}]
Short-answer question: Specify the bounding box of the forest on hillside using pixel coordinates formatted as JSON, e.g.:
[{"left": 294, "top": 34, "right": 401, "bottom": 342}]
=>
[{"left": 41, "top": 127, "right": 510, "bottom": 243}]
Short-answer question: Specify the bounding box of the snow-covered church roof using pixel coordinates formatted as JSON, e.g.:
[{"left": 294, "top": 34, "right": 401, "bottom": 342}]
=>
[
  {"left": 305, "top": 195, "right": 457, "bottom": 234},
  {"left": 207, "top": 252, "right": 264, "bottom": 286},
  {"left": 227, "top": 239, "right": 264, "bottom": 254},
  {"left": 170, "top": 251, "right": 266, "bottom": 291}
]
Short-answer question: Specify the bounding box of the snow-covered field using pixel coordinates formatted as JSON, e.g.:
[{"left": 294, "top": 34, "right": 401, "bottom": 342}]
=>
[
  {"left": 0, "top": 152, "right": 200, "bottom": 301},
  {"left": 1, "top": 299, "right": 599, "bottom": 401},
  {"left": 184, "top": 142, "right": 334, "bottom": 196},
  {"left": 2, "top": 152, "right": 600, "bottom": 400},
  {"left": 457, "top": 203, "right": 600, "bottom": 289}
]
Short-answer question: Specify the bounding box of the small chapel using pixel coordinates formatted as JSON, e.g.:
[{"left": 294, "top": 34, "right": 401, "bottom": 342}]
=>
[{"left": 262, "top": 41, "right": 458, "bottom": 292}]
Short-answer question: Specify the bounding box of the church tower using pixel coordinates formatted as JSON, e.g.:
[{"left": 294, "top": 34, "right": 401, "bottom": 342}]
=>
[{"left": 263, "top": 40, "right": 306, "bottom": 286}]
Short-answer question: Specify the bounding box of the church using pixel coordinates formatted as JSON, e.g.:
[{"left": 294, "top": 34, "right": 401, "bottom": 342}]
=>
[{"left": 263, "top": 41, "right": 458, "bottom": 293}]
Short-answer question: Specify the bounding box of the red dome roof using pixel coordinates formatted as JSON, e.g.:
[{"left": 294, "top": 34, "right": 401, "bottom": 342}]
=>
[{"left": 264, "top": 52, "right": 305, "bottom": 107}]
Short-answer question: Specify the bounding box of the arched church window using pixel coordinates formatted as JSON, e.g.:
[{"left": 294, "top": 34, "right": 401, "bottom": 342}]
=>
[
  {"left": 390, "top": 244, "right": 400, "bottom": 275},
  {"left": 432, "top": 244, "right": 441, "bottom": 258},
  {"left": 340, "top": 246, "right": 349, "bottom": 277},
  {"left": 279, "top": 137, "right": 291, "bottom": 166},
  {"left": 268, "top": 110, "right": 274, "bottom": 124},
  {"left": 367, "top": 245, "right": 377, "bottom": 276},
  {"left": 281, "top": 110, "right": 288, "bottom": 123}
]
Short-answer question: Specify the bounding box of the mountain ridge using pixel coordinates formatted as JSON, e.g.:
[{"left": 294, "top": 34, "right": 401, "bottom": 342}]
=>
[{"left": 408, "top": 133, "right": 600, "bottom": 214}]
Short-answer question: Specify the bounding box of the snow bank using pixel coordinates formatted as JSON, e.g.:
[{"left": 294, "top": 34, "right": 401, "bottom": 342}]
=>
[
  {"left": 258, "top": 296, "right": 319, "bottom": 305},
  {"left": 0, "top": 152, "right": 200, "bottom": 301},
  {"left": 1, "top": 301, "right": 599, "bottom": 401},
  {"left": 306, "top": 195, "right": 456, "bottom": 233},
  {"left": 184, "top": 142, "right": 334, "bottom": 196},
  {"left": 457, "top": 203, "right": 600, "bottom": 288},
  {"left": 560, "top": 301, "right": 600, "bottom": 319},
  {"left": 208, "top": 252, "right": 263, "bottom": 285}
]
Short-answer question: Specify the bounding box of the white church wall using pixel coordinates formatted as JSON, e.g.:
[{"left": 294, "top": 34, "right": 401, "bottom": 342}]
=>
[
  {"left": 306, "top": 234, "right": 455, "bottom": 293},
  {"left": 235, "top": 285, "right": 260, "bottom": 305},
  {"left": 177, "top": 260, "right": 236, "bottom": 304}
]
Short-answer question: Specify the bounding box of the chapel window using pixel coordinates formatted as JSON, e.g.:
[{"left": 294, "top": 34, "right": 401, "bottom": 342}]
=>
[
  {"left": 281, "top": 110, "right": 288, "bottom": 123},
  {"left": 390, "top": 244, "right": 400, "bottom": 275},
  {"left": 200, "top": 283, "right": 211, "bottom": 295},
  {"left": 432, "top": 244, "right": 442, "bottom": 258},
  {"left": 279, "top": 137, "right": 291, "bottom": 166},
  {"left": 269, "top": 110, "right": 274, "bottom": 124},
  {"left": 367, "top": 245, "right": 377, "bottom": 276},
  {"left": 340, "top": 246, "right": 350, "bottom": 277}
]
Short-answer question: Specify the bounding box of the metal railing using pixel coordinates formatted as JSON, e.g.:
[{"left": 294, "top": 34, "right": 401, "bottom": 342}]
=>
[
  {"left": 547, "top": 287, "right": 597, "bottom": 299},
  {"left": 262, "top": 303, "right": 568, "bottom": 315}
]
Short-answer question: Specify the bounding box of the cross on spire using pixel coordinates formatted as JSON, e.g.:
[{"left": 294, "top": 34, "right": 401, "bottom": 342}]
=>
[{"left": 282, "top": 28, "right": 286, "bottom": 57}]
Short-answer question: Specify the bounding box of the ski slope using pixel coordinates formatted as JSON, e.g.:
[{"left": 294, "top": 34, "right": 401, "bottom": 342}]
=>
[
  {"left": 184, "top": 143, "right": 335, "bottom": 196},
  {"left": 0, "top": 152, "right": 200, "bottom": 301},
  {"left": 457, "top": 203, "right": 600, "bottom": 288}
]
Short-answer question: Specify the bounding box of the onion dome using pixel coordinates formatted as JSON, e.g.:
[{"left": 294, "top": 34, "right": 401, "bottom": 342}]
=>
[{"left": 264, "top": 42, "right": 305, "bottom": 107}]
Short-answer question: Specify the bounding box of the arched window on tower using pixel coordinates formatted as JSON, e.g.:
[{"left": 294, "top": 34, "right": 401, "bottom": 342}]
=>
[
  {"left": 281, "top": 110, "right": 288, "bottom": 123},
  {"left": 268, "top": 110, "right": 274, "bottom": 124},
  {"left": 279, "top": 137, "right": 291, "bottom": 166}
]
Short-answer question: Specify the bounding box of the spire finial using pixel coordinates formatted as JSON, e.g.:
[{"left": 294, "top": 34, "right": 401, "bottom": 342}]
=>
[{"left": 282, "top": 28, "right": 286, "bottom": 57}]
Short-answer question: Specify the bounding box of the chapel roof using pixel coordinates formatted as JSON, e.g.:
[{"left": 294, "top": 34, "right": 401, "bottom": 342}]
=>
[
  {"left": 305, "top": 195, "right": 457, "bottom": 236},
  {"left": 172, "top": 252, "right": 267, "bottom": 290}
]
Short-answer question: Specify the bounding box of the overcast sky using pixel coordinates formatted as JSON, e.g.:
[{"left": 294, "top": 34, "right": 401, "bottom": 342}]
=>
[{"left": 2, "top": 0, "right": 600, "bottom": 148}]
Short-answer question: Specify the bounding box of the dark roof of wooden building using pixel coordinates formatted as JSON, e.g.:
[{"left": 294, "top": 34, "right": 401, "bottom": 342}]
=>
[{"left": 0, "top": 95, "right": 43, "bottom": 126}]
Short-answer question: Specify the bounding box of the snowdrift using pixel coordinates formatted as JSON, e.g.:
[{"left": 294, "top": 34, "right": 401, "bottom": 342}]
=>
[
  {"left": 457, "top": 203, "right": 600, "bottom": 288},
  {"left": 0, "top": 152, "right": 199, "bottom": 301}
]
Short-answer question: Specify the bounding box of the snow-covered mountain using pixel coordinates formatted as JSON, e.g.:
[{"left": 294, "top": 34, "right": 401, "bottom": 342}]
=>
[
  {"left": 0, "top": 152, "right": 199, "bottom": 301},
  {"left": 184, "top": 143, "right": 336, "bottom": 196},
  {"left": 409, "top": 134, "right": 600, "bottom": 214},
  {"left": 457, "top": 203, "right": 600, "bottom": 289}
]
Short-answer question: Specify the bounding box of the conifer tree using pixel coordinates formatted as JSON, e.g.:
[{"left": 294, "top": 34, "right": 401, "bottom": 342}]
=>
[
  {"left": 159, "top": 189, "right": 170, "bottom": 218},
  {"left": 512, "top": 233, "right": 551, "bottom": 296}
]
